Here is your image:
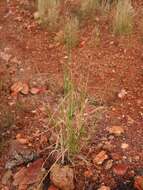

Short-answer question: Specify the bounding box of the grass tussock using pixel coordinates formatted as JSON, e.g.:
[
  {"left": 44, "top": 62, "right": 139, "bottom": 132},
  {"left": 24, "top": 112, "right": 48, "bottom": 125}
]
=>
[
  {"left": 53, "top": 89, "right": 88, "bottom": 158},
  {"left": 113, "top": 0, "right": 134, "bottom": 35},
  {"left": 37, "top": 0, "right": 60, "bottom": 28},
  {"left": 64, "top": 16, "right": 79, "bottom": 50}
]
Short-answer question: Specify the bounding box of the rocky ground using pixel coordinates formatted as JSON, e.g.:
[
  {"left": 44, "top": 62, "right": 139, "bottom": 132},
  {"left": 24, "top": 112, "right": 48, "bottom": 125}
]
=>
[{"left": 0, "top": 0, "right": 143, "bottom": 190}]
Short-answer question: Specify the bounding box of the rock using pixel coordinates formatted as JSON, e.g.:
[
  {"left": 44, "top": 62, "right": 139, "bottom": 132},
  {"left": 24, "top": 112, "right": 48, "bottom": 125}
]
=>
[
  {"left": 20, "top": 83, "right": 29, "bottom": 95},
  {"left": 0, "top": 51, "right": 11, "bottom": 62},
  {"left": 98, "top": 185, "right": 110, "bottom": 190},
  {"left": 2, "top": 170, "right": 12, "bottom": 185},
  {"left": 5, "top": 140, "right": 37, "bottom": 169},
  {"left": 127, "top": 115, "right": 134, "bottom": 125},
  {"left": 11, "top": 82, "right": 29, "bottom": 96},
  {"left": 30, "top": 87, "right": 41, "bottom": 95},
  {"left": 104, "top": 160, "right": 113, "bottom": 170},
  {"left": 10, "top": 81, "right": 24, "bottom": 96},
  {"left": 48, "top": 185, "right": 59, "bottom": 190},
  {"left": 84, "top": 170, "right": 93, "bottom": 178},
  {"left": 118, "top": 89, "right": 127, "bottom": 98},
  {"left": 93, "top": 151, "right": 108, "bottom": 165},
  {"left": 134, "top": 156, "right": 140, "bottom": 162},
  {"left": 50, "top": 164, "right": 74, "bottom": 190},
  {"left": 121, "top": 143, "right": 129, "bottom": 149},
  {"left": 113, "top": 163, "right": 128, "bottom": 176},
  {"left": 17, "top": 138, "right": 28, "bottom": 145},
  {"left": 107, "top": 126, "right": 124, "bottom": 136},
  {"left": 13, "top": 159, "right": 45, "bottom": 189},
  {"left": 134, "top": 176, "right": 143, "bottom": 190},
  {"left": 34, "top": 11, "right": 40, "bottom": 20}
]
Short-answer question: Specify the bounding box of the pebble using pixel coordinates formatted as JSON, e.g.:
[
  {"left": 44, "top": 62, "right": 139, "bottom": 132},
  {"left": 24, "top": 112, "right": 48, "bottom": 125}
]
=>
[
  {"left": 105, "top": 160, "right": 113, "bottom": 170},
  {"left": 107, "top": 126, "right": 124, "bottom": 136},
  {"left": 121, "top": 143, "right": 129, "bottom": 149},
  {"left": 134, "top": 176, "right": 143, "bottom": 190},
  {"left": 93, "top": 151, "right": 108, "bottom": 165},
  {"left": 113, "top": 163, "right": 128, "bottom": 176}
]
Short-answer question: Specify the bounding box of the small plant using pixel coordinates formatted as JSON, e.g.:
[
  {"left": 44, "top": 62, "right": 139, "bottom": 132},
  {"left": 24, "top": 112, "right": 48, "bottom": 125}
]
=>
[
  {"left": 64, "top": 16, "right": 79, "bottom": 50},
  {"left": 54, "top": 89, "right": 87, "bottom": 158},
  {"left": 113, "top": 0, "right": 134, "bottom": 35}
]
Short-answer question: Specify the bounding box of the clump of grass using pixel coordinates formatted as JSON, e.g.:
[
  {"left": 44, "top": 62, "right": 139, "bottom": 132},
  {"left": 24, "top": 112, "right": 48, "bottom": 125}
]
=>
[
  {"left": 54, "top": 89, "right": 88, "bottom": 158},
  {"left": 36, "top": 0, "right": 60, "bottom": 28},
  {"left": 47, "top": 0, "right": 60, "bottom": 28},
  {"left": 80, "top": 0, "right": 99, "bottom": 17},
  {"left": 64, "top": 16, "right": 79, "bottom": 50},
  {"left": 113, "top": 0, "right": 134, "bottom": 35},
  {"left": 62, "top": 16, "right": 79, "bottom": 95}
]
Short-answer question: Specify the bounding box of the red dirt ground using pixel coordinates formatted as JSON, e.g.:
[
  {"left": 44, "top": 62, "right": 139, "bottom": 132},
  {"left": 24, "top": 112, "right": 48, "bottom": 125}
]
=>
[{"left": 0, "top": 0, "right": 143, "bottom": 189}]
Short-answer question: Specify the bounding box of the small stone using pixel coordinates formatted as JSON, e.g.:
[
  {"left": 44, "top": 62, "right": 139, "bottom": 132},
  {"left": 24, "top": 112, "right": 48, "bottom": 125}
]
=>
[
  {"left": 105, "top": 160, "right": 113, "bottom": 170},
  {"left": 5, "top": 140, "right": 37, "bottom": 169},
  {"left": 134, "top": 176, "right": 143, "bottom": 190},
  {"left": 118, "top": 89, "right": 127, "bottom": 98},
  {"left": 107, "top": 126, "right": 124, "bottom": 136},
  {"left": 93, "top": 151, "right": 108, "bottom": 165},
  {"left": 113, "top": 163, "right": 128, "bottom": 176},
  {"left": 108, "top": 135, "right": 115, "bottom": 140},
  {"left": 34, "top": 11, "right": 40, "bottom": 20},
  {"left": 17, "top": 138, "right": 28, "bottom": 145},
  {"left": 134, "top": 156, "right": 140, "bottom": 161},
  {"left": 84, "top": 170, "right": 93, "bottom": 178},
  {"left": 30, "top": 87, "right": 41, "bottom": 95},
  {"left": 98, "top": 185, "right": 110, "bottom": 190},
  {"left": 127, "top": 115, "right": 134, "bottom": 125},
  {"left": 10, "top": 81, "right": 24, "bottom": 95},
  {"left": 50, "top": 164, "right": 74, "bottom": 190},
  {"left": 20, "top": 83, "right": 29, "bottom": 95},
  {"left": 121, "top": 143, "right": 129, "bottom": 149}
]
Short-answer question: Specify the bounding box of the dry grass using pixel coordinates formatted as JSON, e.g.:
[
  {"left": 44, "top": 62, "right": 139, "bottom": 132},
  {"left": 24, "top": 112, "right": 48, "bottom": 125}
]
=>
[
  {"left": 80, "top": 0, "right": 99, "bottom": 17},
  {"left": 64, "top": 16, "right": 79, "bottom": 50},
  {"left": 53, "top": 89, "right": 88, "bottom": 158},
  {"left": 113, "top": 0, "right": 134, "bottom": 35},
  {"left": 37, "top": 0, "right": 60, "bottom": 28}
]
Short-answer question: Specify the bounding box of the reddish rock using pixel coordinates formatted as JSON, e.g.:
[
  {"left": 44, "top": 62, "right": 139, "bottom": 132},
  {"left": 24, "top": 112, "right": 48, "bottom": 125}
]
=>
[
  {"left": 113, "top": 163, "right": 128, "bottom": 176},
  {"left": 107, "top": 126, "right": 124, "bottom": 136},
  {"left": 50, "top": 164, "right": 74, "bottom": 190},
  {"left": 84, "top": 170, "right": 93, "bottom": 178},
  {"left": 20, "top": 83, "right": 29, "bottom": 95},
  {"left": 10, "top": 81, "right": 24, "bottom": 95},
  {"left": 134, "top": 176, "right": 143, "bottom": 190},
  {"left": 93, "top": 151, "right": 108, "bottom": 165},
  {"left": 30, "top": 87, "right": 41, "bottom": 95}
]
